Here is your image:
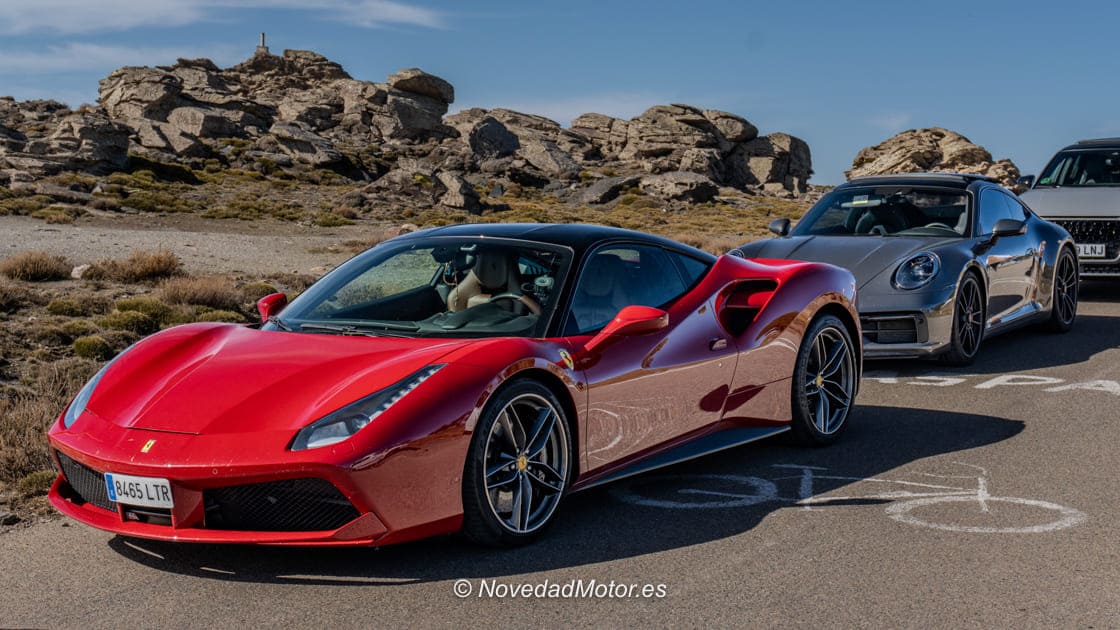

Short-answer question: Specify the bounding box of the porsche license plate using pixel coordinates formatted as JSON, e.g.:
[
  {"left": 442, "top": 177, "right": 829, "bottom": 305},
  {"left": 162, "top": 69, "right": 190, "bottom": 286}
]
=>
[
  {"left": 104, "top": 473, "right": 173, "bottom": 508},
  {"left": 1076, "top": 243, "right": 1106, "bottom": 259}
]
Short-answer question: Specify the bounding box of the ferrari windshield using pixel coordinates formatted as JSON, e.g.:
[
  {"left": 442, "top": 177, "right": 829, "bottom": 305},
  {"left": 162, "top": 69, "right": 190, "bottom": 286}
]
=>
[
  {"left": 273, "top": 236, "right": 572, "bottom": 338},
  {"left": 793, "top": 187, "right": 970, "bottom": 237},
  {"left": 1036, "top": 149, "right": 1120, "bottom": 187}
]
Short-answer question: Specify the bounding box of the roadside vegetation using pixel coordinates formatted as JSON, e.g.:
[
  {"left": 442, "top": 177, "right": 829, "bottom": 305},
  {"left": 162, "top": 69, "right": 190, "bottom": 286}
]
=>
[{"left": 0, "top": 248, "right": 315, "bottom": 523}]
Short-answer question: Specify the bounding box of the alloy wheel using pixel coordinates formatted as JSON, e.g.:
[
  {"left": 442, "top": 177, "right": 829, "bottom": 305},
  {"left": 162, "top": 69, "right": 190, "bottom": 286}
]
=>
[
  {"left": 482, "top": 393, "right": 570, "bottom": 534},
  {"left": 801, "top": 326, "right": 855, "bottom": 435},
  {"left": 1054, "top": 252, "right": 1078, "bottom": 325},
  {"left": 955, "top": 279, "right": 983, "bottom": 357}
]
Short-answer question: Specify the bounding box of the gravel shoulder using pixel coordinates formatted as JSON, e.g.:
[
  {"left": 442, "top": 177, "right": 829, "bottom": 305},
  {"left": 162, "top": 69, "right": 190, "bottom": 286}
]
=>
[{"left": 0, "top": 214, "right": 388, "bottom": 276}]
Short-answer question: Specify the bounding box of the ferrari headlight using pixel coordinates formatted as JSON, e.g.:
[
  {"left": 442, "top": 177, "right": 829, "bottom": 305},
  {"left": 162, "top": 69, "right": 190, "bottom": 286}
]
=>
[
  {"left": 62, "top": 347, "right": 132, "bottom": 429},
  {"left": 894, "top": 252, "right": 941, "bottom": 290},
  {"left": 289, "top": 364, "right": 445, "bottom": 451}
]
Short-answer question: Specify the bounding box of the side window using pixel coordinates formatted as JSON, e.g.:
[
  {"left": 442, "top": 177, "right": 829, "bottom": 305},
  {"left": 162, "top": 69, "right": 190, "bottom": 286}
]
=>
[
  {"left": 977, "top": 190, "right": 1011, "bottom": 235},
  {"left": 1001, "top": 193, "right": 1027, "bottom": 222},
  {"left": 565, "top": 244, "right": 690, "bottom": 334},
  {"left": 676, "top": 254, "right": 710, "bottom": 287}
]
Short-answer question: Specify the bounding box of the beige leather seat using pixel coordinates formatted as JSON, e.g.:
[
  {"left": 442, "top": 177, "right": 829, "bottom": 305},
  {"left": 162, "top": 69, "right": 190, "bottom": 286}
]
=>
[
  {"left": 569, "top": 253, "right": 630, "bottom": 332},
  {"left": 447, "top": 250, "right": 539, "bottom": 314}
]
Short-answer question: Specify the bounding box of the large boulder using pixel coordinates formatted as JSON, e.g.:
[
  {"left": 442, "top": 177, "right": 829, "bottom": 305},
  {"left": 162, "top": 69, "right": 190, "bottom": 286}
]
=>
[
  {"left": 267, "top": 122, "right": 342, "bottom": 166},
  {"left": 387, "top": 68, "right": 454, "bottom": 104},
  {"left": 0, "top": 109, "right": 129, "bottom": 176},
  {"left": 618, "top": 104, "right": 723, "bottom": 163},
  {"left": 571, "top": 113, "right": 630, "bottom": 159},
  {"left": 725, "top": 133, "right": 812, "bottom": 194},
  {"left": 640, "top": 171, "right": 719, "bottom": 202},
  {"left": 847, "top": 127, "right": 1020, "bottom": 187}
]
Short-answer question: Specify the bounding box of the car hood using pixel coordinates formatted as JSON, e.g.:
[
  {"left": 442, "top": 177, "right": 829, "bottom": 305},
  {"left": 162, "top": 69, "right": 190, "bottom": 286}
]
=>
[
  {"left": 84, "top": 323, "right": 469, "bottom": 436},
  {"left": 1020, "top": 187, "right": 1120, "bottom": 217},
  {"left": 739, "top": 235, "right": 958, "bottom": 288}
]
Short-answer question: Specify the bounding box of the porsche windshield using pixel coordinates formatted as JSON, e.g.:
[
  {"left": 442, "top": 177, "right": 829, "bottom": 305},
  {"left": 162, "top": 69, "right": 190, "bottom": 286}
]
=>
[
  {"left": 793, "top": 187, "right": 970, "bottom": 237},
  {"left": 1036, "top": 149, "right": 1120, "bottom": 187},
  {"left": 274, "top": 237, "right": 572, "bottom": 338}
]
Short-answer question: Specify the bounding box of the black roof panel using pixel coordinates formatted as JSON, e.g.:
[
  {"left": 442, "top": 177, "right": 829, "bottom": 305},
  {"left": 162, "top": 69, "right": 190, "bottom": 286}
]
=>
[{"left": 842, "top": 172, "right": 995, "bottom": 188}]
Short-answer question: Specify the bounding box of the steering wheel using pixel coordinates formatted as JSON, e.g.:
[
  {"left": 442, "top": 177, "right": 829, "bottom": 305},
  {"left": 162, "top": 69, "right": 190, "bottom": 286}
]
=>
[
  {"left": 925, "top": 222, "right": 954, "bottom": 230},
  {"left": 487, "top": 293, "right": 541, "bottom": 315}
]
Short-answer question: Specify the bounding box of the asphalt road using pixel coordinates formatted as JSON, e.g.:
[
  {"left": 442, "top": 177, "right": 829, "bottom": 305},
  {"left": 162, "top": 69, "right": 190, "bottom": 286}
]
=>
[{"left": 3, "top": 284, "right": 1120, "bottom": 628}]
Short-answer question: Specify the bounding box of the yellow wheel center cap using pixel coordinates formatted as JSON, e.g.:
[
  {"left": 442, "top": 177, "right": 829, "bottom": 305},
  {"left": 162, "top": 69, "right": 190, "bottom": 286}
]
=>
[
  {"left": 815, "top": 374, "right": 824, "bottom": 388},
  {"left": 516, "top": 455, "right": 528, "bottom": 471}
]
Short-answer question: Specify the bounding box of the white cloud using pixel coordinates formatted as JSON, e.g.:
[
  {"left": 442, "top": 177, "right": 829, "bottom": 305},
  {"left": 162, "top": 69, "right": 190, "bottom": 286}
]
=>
[
  {"left": 0, "top": 0, "right": 444, "bottom": 35},
  {"left": 0, "top": 42, "right": 243, "bottom": 74},
  {"left": 455, "top": 93, "right": 667, "bottom": 127},
  {"left": 868, "top": 112, "right": 913, "bottom": 133}
]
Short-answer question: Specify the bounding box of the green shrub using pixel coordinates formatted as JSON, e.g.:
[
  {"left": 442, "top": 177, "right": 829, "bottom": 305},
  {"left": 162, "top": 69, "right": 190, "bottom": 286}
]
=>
[
  {"left": 46, "top": 298, "right": 86, "bottom": 316},
  {"left": 241, "top": 281, "right": 279, "bottom": 302},
  {"left": 97, "top": 310, "right": 158, "bottom": 335},
  {"left": 114, "top": 296, "right": 173, "bottom": 324},
  {"left": 72, "top": 335, "right": 114, "bottom": 359},
  {"left": 17, "top": 470, "right": 56, "bottom": 496},
  {"left": 195, "top": 309, "right": 246, "bottom": 323},
  {"left": 0, "top": 195, "right": 53, "bottom": 216},
  {"left": 60, "top": 319, "right": 98, "bottom": 337},
  {"left": 311, "top": 212, "right": 354, "bottom": 227}
]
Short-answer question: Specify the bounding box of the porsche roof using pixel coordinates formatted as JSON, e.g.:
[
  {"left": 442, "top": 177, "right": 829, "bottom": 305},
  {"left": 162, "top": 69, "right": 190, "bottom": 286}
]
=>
[{"left": 843, "top": 172, "right": 996, "bottom": 188}]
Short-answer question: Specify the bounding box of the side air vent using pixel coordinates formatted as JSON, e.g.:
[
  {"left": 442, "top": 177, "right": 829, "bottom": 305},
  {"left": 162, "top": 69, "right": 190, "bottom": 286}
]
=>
[{"left": 718, "top": 280, "right": 778, "bottom": 336}]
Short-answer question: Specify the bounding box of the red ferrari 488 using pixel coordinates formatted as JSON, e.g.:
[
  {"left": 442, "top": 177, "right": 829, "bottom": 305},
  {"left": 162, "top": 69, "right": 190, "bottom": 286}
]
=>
[{"left": 48, "top": 223, "right": 860, "bottom": 547}]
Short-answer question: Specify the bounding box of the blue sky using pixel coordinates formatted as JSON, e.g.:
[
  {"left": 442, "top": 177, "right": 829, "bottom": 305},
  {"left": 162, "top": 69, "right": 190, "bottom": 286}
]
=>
[{"left": 2, "top": 0, "right": 1118, "bottom": 184}]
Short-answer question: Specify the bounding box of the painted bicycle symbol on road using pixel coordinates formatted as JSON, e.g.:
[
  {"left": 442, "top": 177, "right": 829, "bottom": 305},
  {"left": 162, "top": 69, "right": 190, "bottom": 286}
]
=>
[{"left": 613, "top": 463, "right": 1086, "bottom": 534}]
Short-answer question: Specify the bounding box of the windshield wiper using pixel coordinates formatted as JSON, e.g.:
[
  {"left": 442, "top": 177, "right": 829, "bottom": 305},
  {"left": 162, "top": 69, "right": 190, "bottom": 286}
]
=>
[
  {"left": 267, "top": 316, "right": 293, "bottom": 331},
  {"left": 298, "top": 321, "right": 418, "bottom": 338}
]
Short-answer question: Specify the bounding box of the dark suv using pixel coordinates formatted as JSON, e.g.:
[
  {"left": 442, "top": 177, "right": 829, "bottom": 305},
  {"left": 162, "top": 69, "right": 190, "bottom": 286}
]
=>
[{"left": 1020, "top": 138, "right": 1120, "bottom": 276}]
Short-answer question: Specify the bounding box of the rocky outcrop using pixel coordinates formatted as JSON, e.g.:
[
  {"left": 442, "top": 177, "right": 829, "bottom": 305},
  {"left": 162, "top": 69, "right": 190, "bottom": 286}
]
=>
[
  {"left": 1, "top": 47, "right": 817, "bottom": 212},
  {"left": 0, "top": 98, "right": 129, "bottom": 177},
  {"left": 847, "top": 127, "right": 1020, "bottom": 187}
]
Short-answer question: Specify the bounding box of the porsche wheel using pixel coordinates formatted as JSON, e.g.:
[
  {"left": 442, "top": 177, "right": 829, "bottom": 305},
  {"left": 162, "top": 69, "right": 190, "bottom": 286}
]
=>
[
  {"left": 942, "top": 273, "right": 984, "bottom": 366},
  {"left": 1045, "top": 247, "right": 1078, "bottom": 333},
  {"left": 790, "top": 314, "right": 856, "bottom": 446},
  {"left": 462, "top": 380, "right": 572, "bottom": 546}
]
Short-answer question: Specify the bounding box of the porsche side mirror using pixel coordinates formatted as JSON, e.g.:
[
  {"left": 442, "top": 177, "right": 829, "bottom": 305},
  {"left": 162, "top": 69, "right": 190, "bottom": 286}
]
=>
[
  {"left": 768, "top": 218, "right": 791, "bottom": 237},
  {"left": 582, "top": 305, "right": 669, "bottom": 355},
  {"left": 1016, "top": 175, "right": 1035, "bottom": 188},
  {"left": 991, "top": 218, "right": 1027, "bottom": 239},
  {"left": 257, "top": 292, "right": 288, "bottom": 322}
]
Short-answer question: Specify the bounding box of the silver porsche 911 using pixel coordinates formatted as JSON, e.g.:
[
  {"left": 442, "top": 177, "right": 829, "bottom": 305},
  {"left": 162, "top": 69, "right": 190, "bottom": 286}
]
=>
[{"left": 736, "top": 173, "right": 1078, "bottom": 364}]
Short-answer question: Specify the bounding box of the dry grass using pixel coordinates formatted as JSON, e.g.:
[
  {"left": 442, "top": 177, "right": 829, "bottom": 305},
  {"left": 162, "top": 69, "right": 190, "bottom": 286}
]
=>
[
  {"left": 84, "top": 249, "right": 182, "bottom": 283},
  {"left": 0, "top": 358, "right": 98, "bottom": 483},
  {"left": 161, "top": 275, "right": 242, "bottom": 310},
  {"left": 0, "top": 281, "right": 36, "bottom": 313},
  {"left": 0, "top": 251, "right": 71, "bottom": 282}
]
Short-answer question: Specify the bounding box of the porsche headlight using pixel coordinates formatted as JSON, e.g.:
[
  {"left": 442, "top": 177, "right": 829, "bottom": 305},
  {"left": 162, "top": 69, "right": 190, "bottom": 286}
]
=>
[
  {"left": 62, "top": 347, "right": 132, "bottom": 429},
  {"left": 290, "top": 364, "right": 445, "bottom": 451},
  {"left": 894, "top": 252, "right": 941, "bottom": 290}
]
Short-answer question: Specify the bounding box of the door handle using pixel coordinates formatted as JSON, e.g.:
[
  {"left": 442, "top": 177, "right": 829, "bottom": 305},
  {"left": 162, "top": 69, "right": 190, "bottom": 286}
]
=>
[{"left": 709, "top": 338, "right": 728, "bottom": 351}]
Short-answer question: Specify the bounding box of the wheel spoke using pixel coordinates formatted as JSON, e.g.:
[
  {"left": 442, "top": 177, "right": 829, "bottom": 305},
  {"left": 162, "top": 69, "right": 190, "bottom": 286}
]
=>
[
  {"left": 821, "top": 341, "right": 847, "bottom": 377},
  {"left": 498, "top": 411, "right": 522, "bottom": 452},
  {"left": 822, "top": 380, "right": 850, "bottom": 408},
  {"left": 513, "top": 473, "right": 533, "bottom": 530},
  {"left": 487, "top": 467, "right": 519, "bottom": 491},
  {"left": 525, "top": 407, "right": 556, "bottom": 458},
  {"left": 815, "top": 391, "right": 830, "bottom": 432},
  {"left": 527, "top": 461, "right": 564, "bottom": 494}
]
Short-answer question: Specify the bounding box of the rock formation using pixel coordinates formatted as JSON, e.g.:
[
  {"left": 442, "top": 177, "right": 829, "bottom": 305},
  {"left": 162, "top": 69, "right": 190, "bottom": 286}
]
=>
[
  {"left": 1, "top": 47, "right": 815, "bottom": 207},
  {"left": 847, "top": 127, "right": 1019, "bottom": 187}
]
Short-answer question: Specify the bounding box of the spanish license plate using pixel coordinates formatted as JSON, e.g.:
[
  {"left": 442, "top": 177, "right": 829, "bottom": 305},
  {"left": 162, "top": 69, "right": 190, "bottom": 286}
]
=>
[
  {"left": 104, "top": 473, "right": 174, "bottom": 509},
  {"left": 1076, "top": 243, "right": 1106, "bottom": 259}
]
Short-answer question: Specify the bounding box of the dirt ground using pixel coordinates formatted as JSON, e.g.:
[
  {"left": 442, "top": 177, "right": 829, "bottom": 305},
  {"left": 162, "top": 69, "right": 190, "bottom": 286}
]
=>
[{"left": 0, "top": 214, "right": 393, "bottom": 276}]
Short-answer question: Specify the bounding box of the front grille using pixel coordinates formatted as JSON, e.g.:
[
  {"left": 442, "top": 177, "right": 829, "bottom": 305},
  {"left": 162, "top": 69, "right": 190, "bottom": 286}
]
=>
[
  {"left": 1079, "top": 262, "right": 1120, "bottom": 276},
  {"left": 56, "top": 451, "right": 115, "bottom": 512},
  {"left": 861, "top": 315, "right": 918, "bottom": 344},
  {"left": 1052, "top": 219, "right": 1120, "bottom": 261},
  {"left": 203, "top": 478, "right": 359, "bottom": 532}
]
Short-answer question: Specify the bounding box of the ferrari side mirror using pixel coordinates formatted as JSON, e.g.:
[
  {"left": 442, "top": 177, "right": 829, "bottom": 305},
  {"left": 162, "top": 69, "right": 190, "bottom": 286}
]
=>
[
  {"left": 257, "top": 292, "right": 288, "bottom": 322},
  {"left": 768, "top": 218, "right": 791, "bottom": 237},
  {"left": 582, "top": 305, "right": 669, "bottom": 355}
]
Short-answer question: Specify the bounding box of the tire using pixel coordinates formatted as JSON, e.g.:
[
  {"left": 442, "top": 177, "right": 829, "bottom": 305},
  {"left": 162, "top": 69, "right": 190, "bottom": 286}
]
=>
[
  {"left": 1045, "top": 247, "right": 1078, "bottom": 333},
  {"left": 461, "top": 379, "right": 572, "bottom": 546},
  {"left": 790, "top": 314, "right": 857, "bottom": 446},
  {"left": 941, "top": 273, "right": 985, "bottom": 366}
]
